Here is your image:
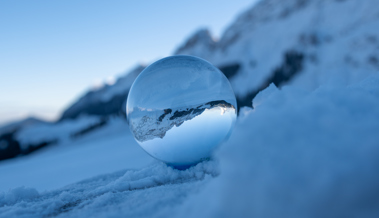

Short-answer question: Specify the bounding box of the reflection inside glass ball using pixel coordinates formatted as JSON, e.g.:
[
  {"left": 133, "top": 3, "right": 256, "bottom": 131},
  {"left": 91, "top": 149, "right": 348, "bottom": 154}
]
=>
[{"left": 126, "top": 55, "right": 237, "bottom": 168}]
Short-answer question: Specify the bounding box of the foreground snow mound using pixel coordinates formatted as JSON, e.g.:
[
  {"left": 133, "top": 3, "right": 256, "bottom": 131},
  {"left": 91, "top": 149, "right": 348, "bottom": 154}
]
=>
[
  {"left": 176, "top": 74, "right": 379, "bottom": 217},
  {"left": 0, "top": 161, "right": 217, "bottom": 217},
  {"left": 0, "top": 187, "right": 39, "bottom": 206},
  {"left": 1, "top": 74, "right": 378, "bottom": 217}
]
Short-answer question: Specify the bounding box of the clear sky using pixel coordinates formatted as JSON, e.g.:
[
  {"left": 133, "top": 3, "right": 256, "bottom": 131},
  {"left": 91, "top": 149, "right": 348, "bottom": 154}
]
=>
[{"left": 0, "top": 0, "right": 256, "bottom": 125}]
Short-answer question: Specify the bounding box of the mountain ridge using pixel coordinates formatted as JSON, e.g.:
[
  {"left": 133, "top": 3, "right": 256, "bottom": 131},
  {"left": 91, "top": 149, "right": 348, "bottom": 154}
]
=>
[{"left": 2, "top": 0, "right": 379, "bottom": 161}]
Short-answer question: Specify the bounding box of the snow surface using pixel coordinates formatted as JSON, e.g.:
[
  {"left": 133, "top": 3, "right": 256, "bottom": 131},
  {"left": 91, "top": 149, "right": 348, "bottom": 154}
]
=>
[
  {"left": 15, "top": 116, "right": 101, "bottom": 150},
  {"left": 0, "top": 118, "right": 154, "bottom": 192},
  {"left": 0, "top": 161, "right": 218, "bottom": 217},
  {"left": 1, "top": 73, "right": 378, "bottom": 217}
]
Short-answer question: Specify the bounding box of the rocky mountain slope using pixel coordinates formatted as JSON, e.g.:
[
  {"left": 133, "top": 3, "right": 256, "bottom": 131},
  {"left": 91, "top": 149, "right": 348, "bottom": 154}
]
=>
[
  {"left": 1, "top": 0, "right": 378, "bottom": 161},
  {"left": 129, "top": 100, "right": 236, "bottom": 142},
  {"left": 176, "top": 0, "right": 379, "bottom": 107}
]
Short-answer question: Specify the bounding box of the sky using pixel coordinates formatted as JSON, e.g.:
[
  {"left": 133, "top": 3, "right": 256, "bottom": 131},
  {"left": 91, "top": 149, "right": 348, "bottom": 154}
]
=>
[{"left": 0, "top": 0, "right": 257, "bottom": 125}]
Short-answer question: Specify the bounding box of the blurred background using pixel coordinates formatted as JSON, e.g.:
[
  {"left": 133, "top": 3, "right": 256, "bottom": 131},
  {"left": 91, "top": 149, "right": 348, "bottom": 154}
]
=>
[
  {"left": 0, "top": 0, "right": 258, "bottom": 191},
  {"left": 1, "top": 0, "right": 379, "bottom": 199},
  {"left": 0, "top": 0, "right": 255, "bottom": 125}
]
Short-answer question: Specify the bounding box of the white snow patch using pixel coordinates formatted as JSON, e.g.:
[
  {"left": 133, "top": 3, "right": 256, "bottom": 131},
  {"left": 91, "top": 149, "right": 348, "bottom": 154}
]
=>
[{"left": 252, "top": 83, "right": 279, "bottom": 108}]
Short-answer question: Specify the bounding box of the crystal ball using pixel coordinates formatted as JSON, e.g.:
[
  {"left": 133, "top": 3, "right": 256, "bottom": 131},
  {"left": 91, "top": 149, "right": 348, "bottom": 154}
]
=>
[{"left": 126, "top": 55, "right": 237, "bottom": 168}]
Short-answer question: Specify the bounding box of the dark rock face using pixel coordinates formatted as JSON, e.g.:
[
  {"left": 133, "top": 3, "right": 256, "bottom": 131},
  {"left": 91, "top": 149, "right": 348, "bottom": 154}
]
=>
[
  {"left": 59, "top": 65, "right": 145, "bottom": 121},
  {"left": 219, "top": 63, "right": 241, "bottom": 80},
  {"left": 0, "top": 130, "right": 57, "bottom": 162},
  {"left": 60, "top": 92, "right": 129, "bottom": 121},
  {"left": 268, "top": 51, "right": 304, "bottom": 87},
  {"left": 168, "top": 100, "right": 235, "bottom": 121},
  {"left": 158, "top": 109, "right": 172, "bottom": 122},
  {"left": 0, "top": 131, "right": 21, "bottom": 161},
  {"left": 24, "top": 139, "right": 57, "bottom": 155},
  {"left": 236, "top": 50, "right": 304, "bottom": 110},
  {"left": 71, "top": 118, "right": 108, "bottom": 138},
  {"left": 212, "top": 51, "right": 303, "bottom": 112}
]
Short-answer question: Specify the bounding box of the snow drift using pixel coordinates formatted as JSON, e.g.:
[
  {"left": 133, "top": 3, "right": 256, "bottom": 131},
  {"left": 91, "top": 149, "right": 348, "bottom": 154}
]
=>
[{"left": 1, "top": 73, "right": 378, "bottom": 217}]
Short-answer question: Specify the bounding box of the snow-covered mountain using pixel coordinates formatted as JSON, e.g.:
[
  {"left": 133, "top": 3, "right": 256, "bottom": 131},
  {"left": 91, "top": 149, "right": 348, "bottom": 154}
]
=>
[
  {"left": 0, "top": 117, "right": 49, "bottom": 161},
  {"left": 26, "top": 0, "right": 379, "bottom": 125},
  {"left": 1, "top": 0, "right": 379, "bottom": 217},
  {"left": 1, "top": 0, "right": 379, "bottom": 164},
  {"left": 60, "top": 64, "right": 146, "bottom": 120},
  {"left": 129, "top": 100, "right": 235, "bottom": 142},
  {"left": 0, "top": 65, "right": 145, "bottom": 161},
  {"left": 2, "top": 73, "right": 379, "bottom": 217},
  {"left": 176, "top": 0, "right": 379, "bottom": 107}
]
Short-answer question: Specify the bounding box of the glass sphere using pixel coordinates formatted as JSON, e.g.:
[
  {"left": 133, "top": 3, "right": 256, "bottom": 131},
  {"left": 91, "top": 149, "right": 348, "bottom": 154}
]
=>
[{"left": 126, "top": 55, "right": 237, "bottom": 168}]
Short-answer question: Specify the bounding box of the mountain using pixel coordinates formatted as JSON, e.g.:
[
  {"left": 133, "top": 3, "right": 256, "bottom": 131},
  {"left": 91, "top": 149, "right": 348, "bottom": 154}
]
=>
[
  {"left": 1, "top": 0, "right": 379, "bottom": 161},
  {"left": 0, "top": 117, "right": 47, "bottom": 136},
  {"left": 1, "top": 1, "right": 379, "bottom": 216},
  {"left": 60, "top": 64, "right": 146, "bottom": 120},
  {"left": 53, "top": 0, "right": 379, "bottom": 122},
  {"left": 175, "top": 0, "right": 379, "bottom": 107},
  {"left": 129, "top": 100, "right": 236, "bottom": 142},
  {"left": 0, "top": 117, "right": 49, "bottom": 161}
]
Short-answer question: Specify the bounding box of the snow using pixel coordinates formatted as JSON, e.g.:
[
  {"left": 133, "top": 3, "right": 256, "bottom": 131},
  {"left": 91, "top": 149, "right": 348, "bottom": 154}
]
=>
[
  {"left": 176, "top": 0, "right": 379, "bottom": 99},
  {"left": 60, "top": 64, "right": 145, "bottom": 120},
  {"left": 99, "top": 65, "right": 145, "bottom": 102},
  {"left": 0, "top": 117, "right": 47, "bottom": 136},
  {"left": 15, "top": 116, "right": 101, "bottom": 149},
  {"left": 0, "top": 187, "right": 39, "bottom": 206},
  {"left": 252, "top": 82, "right": 279, "bottom": 107},
  {"left": 0, "top": 118, "right": 154, "bottom": 192},
  {"left": 1, "top": 73, "right": 378, "bottom": 217},
  {"left": 177, "top": 74, "right": 379, "bottom": 217},
  {"left": 0, "top": 161, "right": 217, "bottom": 217},
  {"left": 1, "top": 0, "right": 379, "bottom": 217}
]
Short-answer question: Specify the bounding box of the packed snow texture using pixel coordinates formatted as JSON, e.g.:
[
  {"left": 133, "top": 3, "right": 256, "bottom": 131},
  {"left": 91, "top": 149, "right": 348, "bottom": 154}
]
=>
[
  {"left": 179, "top": 74, "right": 379, "bottom": 218},
  {"left": 0, "top": 161, "right": 218, "bottom": 217},
  {"left": 1, "top": 73, "right": 378, "bottom": 217}
]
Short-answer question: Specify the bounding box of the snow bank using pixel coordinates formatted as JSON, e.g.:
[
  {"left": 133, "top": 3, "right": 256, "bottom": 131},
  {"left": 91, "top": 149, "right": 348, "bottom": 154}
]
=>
[
  {"left": 176, "top": 73, "right": 379, "bottom": 217},
  {"left": 95, "top": 160, "right": 218, "bottom": 193},
  {"left": 2, "top": 74, "right": 378, "bottom": 217},
  {"left": 0, "top": 161, "right": 217, "bottom": 217},
  {"left": 0, "top": 187, "right": 39, "bottom": 206}
]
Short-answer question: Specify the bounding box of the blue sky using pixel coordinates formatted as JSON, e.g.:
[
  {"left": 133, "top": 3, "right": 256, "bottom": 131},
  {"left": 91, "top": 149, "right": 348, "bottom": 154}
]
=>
[{"left": 0, "top": 0, "right": 256, "bottom": 125}]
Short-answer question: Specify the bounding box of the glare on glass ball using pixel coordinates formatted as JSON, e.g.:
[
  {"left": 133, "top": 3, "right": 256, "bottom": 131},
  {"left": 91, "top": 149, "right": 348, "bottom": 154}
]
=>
[{"left": 126, "top": 55, "right": 237, "bottom": 168}]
